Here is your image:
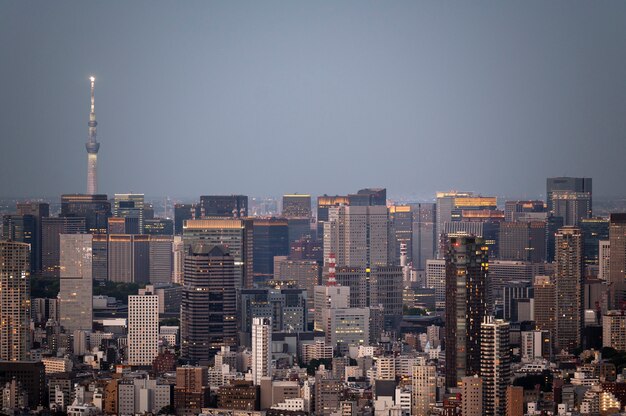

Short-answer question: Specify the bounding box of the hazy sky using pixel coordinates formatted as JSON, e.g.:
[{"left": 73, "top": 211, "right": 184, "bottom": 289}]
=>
[{"left": 1, "top": 1, "right": 626, "bottom": 199}]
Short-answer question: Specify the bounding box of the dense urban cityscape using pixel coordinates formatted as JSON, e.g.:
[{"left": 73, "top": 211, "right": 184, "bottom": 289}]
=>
[{"left": 3, "top": 2, "right": 626, "bottom": 416}]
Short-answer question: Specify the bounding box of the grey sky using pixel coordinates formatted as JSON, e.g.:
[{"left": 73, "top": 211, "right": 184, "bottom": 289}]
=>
[{"left": 1, "top": 1, "right": 625, "bottom": 199}]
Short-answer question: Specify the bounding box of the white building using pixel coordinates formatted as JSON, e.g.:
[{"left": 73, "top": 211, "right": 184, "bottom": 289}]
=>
[
  {"left": 128, "top": 290, "right": 159, "bottom": 366},
  {"left": 425, "top": 260, "right": 446, "bottom": 308},
  {"left": 252, "top": 317, "right": 272, "bottom": 385},
  {"left": 117, "top": 377, "right": 170, "bottom": 415},
  {"left": 599, "top": 240, "right": 610, "bottom": 280}
]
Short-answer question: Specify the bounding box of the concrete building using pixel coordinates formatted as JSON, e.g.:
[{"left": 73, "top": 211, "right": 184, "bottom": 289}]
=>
[
  {"left": 599, "top": 240, "right": 610, "bottom": 280},
  {"left": 59, "top": 234, "right": 93, "bottom": 333},
  {"left": 117, "top": 377, "right": 171, "bottom": 415},
  {"left": 445, "top": 236, "right": 489, "bottom": 388},
  {"left": 603, "top": 311, "right": 626, "bottom": 351},
  {"left": 128, "top": 289, "right": 159, "bottom": 366},
  {"left": 425, "top": 259, "right": 446, "bottom": 307},
  {"left": 506, "top": 386, "right": 524, "bottom": 416},
  {"left": 148, "top": 235, "right": 173, "bottom": 284},
  {"left": 174, "top": 366, "right": 210, "bottom": 414},
  {"left": 533, "top": 275, "right": 556, "bottom": 344},
  {"left": 609, "top": 214, "right": 626, "bottom": 309},
  {"left": 480, "top": 317, "right": 510, "bottom": 416},
  {"left": 41, "top": 217, "right": 86, "bottom": 277},
  {"left": 282, "top": 194, "right": 311, "bottom": 218},
  {"left": 412, "top": 203, "right": 436, "bottom": 270},
  {"left": 107, "top": 234, "right": 150, "bottom": 283},
  {"left": 0, "top": 242, "right": 31, "bottom": 361},
  {"left": 252, "top": 317, "right": 272, "bottom": 385},
  {"left": 554, "top": 226, "right": 583, "bottom": 352},
  {"left": 461, "top": 375, "right": 483, "bottom": 416},
  {"left": 411, "top": 358, "right": 436, "bottom": 416}
]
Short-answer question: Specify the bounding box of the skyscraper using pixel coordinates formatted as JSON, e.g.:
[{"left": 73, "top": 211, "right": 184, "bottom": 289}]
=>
[
  {"left": 498, "top": 221, "right": 546, "bottom": 262},
  {"left": 85, "top": 76, "right": 100, "bottom": 195},
  {"left": 411, "top": 358, "right": 436, "bottom": 416},
  {"left": 58, "top": 234, "right": 93, "bottom": 333},
  {"left": 480, "top": 317, "right": 511, "bottom": 416},
  {"left": 412, "top": 202, "right": 436, "bottom": 270},
  {"left": 114, "top": 194, "right": 145, "bottom": 234},
  {"left": 0, "top": 241, "right": 31, "bottom": 361},
  {"left": 198, "top": 195, "right": 248, "bottom": 218},
  {"left": 15, "top": 202, "right": 49, "bottom": 273},
  {"left": 252, "top": 218, "right": 289, "bottom": 284},
  {"left": 533, "top": 275, "right": 556, "bottom": 349},
  {"left": 183, "top": 218, "right": 254, "bottom": 289},
  {"left": 2, "top": 214, "right": 37, "bottom": 273},
  {"left": 128, "top": 288, "right": 159, "bottom": 366},
  {"left": 461, "top": 376, "right": 483, "bottom": 416},
  {"left": 107, "top": 234, "right": 150, "bottom": 283},
  {"left": 551, "top": 191, "right": 592, "bottom": 226},
  {"left": 181, "top": 244, "right": 237, "bottom": 364},
  {"left": 445, "top": 236, "right": 489, "bottom": 388},
  {"left": 61, "top": 194, "right": 111, "bottom": 234},
  {"left": 609, "top": 214, "right": 626, "bottom": 309},
  {"left": 388, "top": 205, "right": 413, "bottom": 265},
  {"left": 174, "top": 204, "right": 194, "bottom": 235},
  {"left": 41, "top": 217, "right": 86, "bottom": 277},
  {"left": 546, "top": 177, "right": 592, "bottom": 214},
  {"left": 554, "top": 226, "right": 583, "bottom": 352},
  {"left": 580, "top": 218, "right": 609, "bottom": 265},
  {"left": 251, "top": 317, "right": 272, "bottom": 385},
  {"left": 282, "top": 194, "right": 312, "bottom": 218}
]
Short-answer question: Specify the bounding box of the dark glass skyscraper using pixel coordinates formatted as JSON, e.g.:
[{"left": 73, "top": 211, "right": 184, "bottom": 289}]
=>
[
  {"left": 445, "top": 236, "right": 489, "bottom": 388},
  {"left": 546, "top": 177, "right": 592, "bottom": 214},
  {"left": 579, "top": 217, "right": 609, "bottom": 265},
  {"left": 2, "top": 215, "right": 37, "bottom": 273},
  {"left": 252, "top": 218, "right": 289, "bottom": 284},
  {"left": 199, "top": 195, "right": 248, "bottom": 218},
  {"left": 61, "top": 194, "right": 111, "bottom": 234},
  {"left": 181, "top": 244, "right": 237, "bottom": 365},
  {"left": 174, "top": 203, "right": 194, "bottom": 235}
]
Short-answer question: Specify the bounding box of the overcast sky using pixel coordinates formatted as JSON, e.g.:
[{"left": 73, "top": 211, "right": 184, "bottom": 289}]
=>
[{"left": 1, "top": 1, "right": 625, "bottom": 199}]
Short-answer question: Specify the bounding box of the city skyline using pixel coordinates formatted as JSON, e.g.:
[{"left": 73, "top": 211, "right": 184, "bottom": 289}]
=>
[{"left": 2, "top": 1, "right": 626, "bottom": 199}]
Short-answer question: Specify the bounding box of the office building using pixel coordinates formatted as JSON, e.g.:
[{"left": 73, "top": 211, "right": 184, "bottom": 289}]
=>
[
  {"left": 412, "top": 202, "right": 436, "bottom": 270},
  {"left": 286, "top": 218, "right": 312, "bottom": 245},
  {"left": 551, "top": 191, "right": 592, "bottom": 226},
  {"left": 546, "top": 177, "right": 592, "bottom": 214},
  {"left": 60, "top": 194, "right": 111, "bottom": 234},
  {"left": 520, "top": 330, "right": 551, "bottom": 360},
  {"left": 316, "top": 195, "right": 349, "bottom": 237},
  {"left": 314, "top": 375, "right": 342, "bottom": 416},
  {"left": 289, "top": 236, "right": 322, "bottom": 261},
  {"left": 313, "top": 285, "right": 350, "bottom": 332},
  {"left": 425, "top": 259, "right": 446, "bottom": 307},
  {"left": 41, "top": 217, "right": 86, "bottom": 277},
  {"left": 107, "top": 234, "right": 150, "bottom": 283},
  {"left": 603, "top": 311, "right": 626, "bottom": 352},
  {"left": 251, "top": 317, "right": 272, "bottom": 385},
  {"left": 324, "top": 205, "right": 388, "bottom": 268},
  {"left": 174, "top": 366, "right": 210, "bottom": 414},
  {"left": 15, "top": 202, "right": 49, "bottom": 272},
  {"left": 282, "top": 194, "right": 311, "bottom": 218},
  {"left": 253, "top": 218, "right": 289, "bottom": 283},
  {"left": 554, "top": 227, "right": 583, "bottom": 352},
  {"left": 183, "top": 218, "right": 254, "bottom": 289},
  {"left": 480, "top": 317, "right": 510, "bottom": 416},
  {"left": 274, "top": 258, "right": 320, "bottom": 305},
  {"left": 503, "top": 281, "right": 533, "bottom": 321},
  {"left": 347, "top": 188, "right": 386, "bottom": 206},
  {"left": 580, "top": 218, "right": 609, "bottom": 266},
  {"left": 461, "top": 376, "right": 483, "bottom": 416},
  {"left": 113, "top": 194, "right": 145, "bottom": 233},
  {"left": 144, "top": 218, "right": 174, "bottom": 236},
  {"left": 117, "top": 377, "right": 171, "bottom": 415},
  {"left": 609, "top": 214, "right": 626, "bottom": 309},
  {"left": 443, "top": 220, "right": 501, "bottom": 257},
  {"left": 504, "top": 200, "right": 545, "bottom": 222},
  {"left": 107, "top": 217, "right": 126, "bottom": 234},
  {"left": 2, "top": 214, "right": 37, "bottom": 273},
  {"left": 149, "top": 236, "right": 173, "bottom": 284},
  {"left": 445, "top": 236, "right": 489, "bottom": 388},
  {"left": 0, "top": 242, "right": 31, "bottom": 361},
  {"left": 388, "top": 205, "right": 413, "bottom": 265},
  {"left": 199, "top": 195, "right": 248, "bottom": 218},
  {"left": 174, "top": 204, "right": 194, "bottom": 235},
  {"left": 58, "top": 234, "right": 93, "bottom": 334},
  {"left": 181, "top": 244, "right": 237, "bottom": 364},
  {"left": 489, "top": 260, "right": 549, "bottom": 305},
  {"left": 412, "top": 358, "right": 436, "bottom": 416},
  {"left": 217, "top": 380, "right": 260, "bottom": 411},
  {"left": 128, "top": 288, "right": 159, "bottom": 366},
  {"left": 533, "top": 275, "right": 556, "bottom": 344},
  {"left": 498, "top": 221, "right": 546, "bottom": 262}
]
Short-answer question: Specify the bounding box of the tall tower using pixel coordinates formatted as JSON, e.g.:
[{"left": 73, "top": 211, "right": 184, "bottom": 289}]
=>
[
  {"left": 251, "top": 317, "right": 272, "bottom": 385},
  {"left": 86, "top": 76, "right": 100, "bottom": 195}
]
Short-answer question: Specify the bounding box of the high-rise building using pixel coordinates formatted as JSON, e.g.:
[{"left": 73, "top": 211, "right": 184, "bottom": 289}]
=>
[
  {"left": 546, "top": 177, "right": 592, "bottom": 214},
  {"left": 480, "top": 317, "right": 510, "bottom": 416},
  {"left": 347, "top": 188, "right": 386, "bottom": 206},
  {"left": 128, "top": 288, "right": 159, "bottom": 366},
  {"left": 533, "top": 275, "right": 556, "bottom": 347},
  {"left": 289, "top": 236, "right": 323, "bottom": 261},
  {"left": 602, "top": 311, "right": 626, "bottom": 352},
  {"left": 2, "top": 215, "right": 37, "bottom": 273},
  {"left": 282, "top": 194, "right": 312, "bottom": 218},
  {"left": 609, "top": 214, "right": 626, "bottom": 309},
  {"left": 183, "top": 218, "right": 254, "bottom": 289},
  {"left": 313, "top": 285, "right": 350, "bottom": 332},
  {"left": 251, "top": 317, "right": 272, "bottom": 385},
  {"left": 506, "top": 386, "right": 524, "bottom": 416},
  {"left": 174, "top": 366, "right": 210, "bottom": 414},
  {"left": 274, "top": 257, "right": 320, "bottom": 306},
  {"left": 461, "top": 376, "right": 483, "bottom": 416},
  {"left": 412, "top": 203, "right": 436, "bottom": 270},
  {"left": 15, "top": 202, "right": 49, "bottom": 273},
  {"left": 599, "top": 240, "right": 610, "bottom": 281},
  {"left": 324, "top": 205, "right": 388, "bottom": 269},
  {"left": 113, "top": 194, "right": 145, "bottom": 234},
  {"left": 239, "top": 288, "right": 307, "bottom": 336},
  {"left": 181, "top": 244, "right": 237, "bottom": 364},
  {"left": 445, "top": 236, "right": 489, "bottom": 388},
  {"left": 520, "top": 330, "right": 551, "bottom": 360},
  {"left": 199, "top": 195, "right": 248, "bottom": 218},
  {"left": 411, "top": 358, "right": 436, "bottom": 416},
  {"left": 504, "top": 200, "right": 545, "bottom": 222},
  {"left": 174, "top": 204, "right": 194, "bottom": 235},
  {"left": 388, "top": 205, "right": 413, "bottom": 266},
  {"left": 60, "top": 194, "right": 111, "bottom": 234},
  {"left": 554, "top": 226, "right": 583, "bottom": 352},
  {"left": 58, "top": 234, "right": 93, "bottom": 333},
  {"left": 425, "top": 259, "right": 446, "bottom": 307},
  {"left": 316, "top": 195, "right": 349, "bottom": 237},
  {"left": 551, "top": 191, "right": 592, "bottom": 226},
  {"left": 253, "top": 218, "right": 289, "bottom": 284},
  {"left": 0, "top": 242, "right": 31, "bottom": 361},
  {"left": 580, "top": 218, "right": 609, "bottom": 265},
  {"left": 144, "top": 218, "right": 174, "bottom": 236},
  {"left": 85, "top": 76, "right": 100, "bottom": 195},
  {"left": 498, "top": 221, "right": 546, "bottom": 262},
  {"left": 41, "top": 217, "right": 86, "bottom": 277},
  {"left": 148, "top": 236, "right": 173, "bottom": 284},
  {"left": 107, "top": 234, "right": 150, "bottom": 283}
]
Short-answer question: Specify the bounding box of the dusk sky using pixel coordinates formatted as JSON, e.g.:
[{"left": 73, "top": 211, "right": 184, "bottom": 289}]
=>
[{"left": 1, "top": 1, "right": 626, "bottom": 199}]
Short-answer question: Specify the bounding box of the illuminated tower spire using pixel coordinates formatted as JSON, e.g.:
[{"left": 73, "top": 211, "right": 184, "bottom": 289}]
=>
[{"left": 85, "top": 76, "right": 100, "bottom": 195}]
